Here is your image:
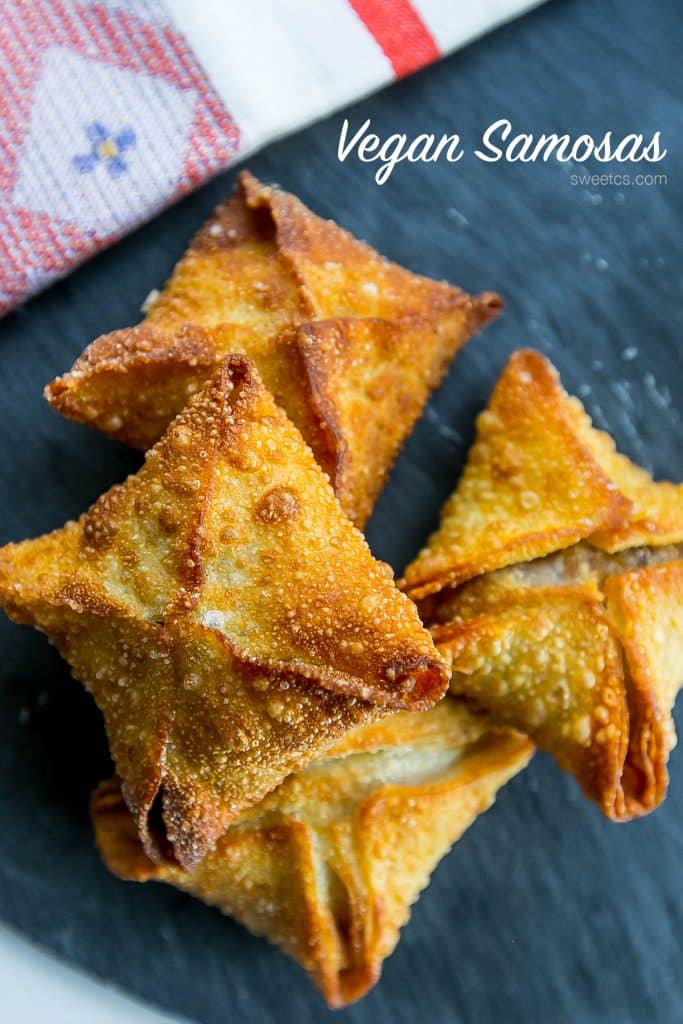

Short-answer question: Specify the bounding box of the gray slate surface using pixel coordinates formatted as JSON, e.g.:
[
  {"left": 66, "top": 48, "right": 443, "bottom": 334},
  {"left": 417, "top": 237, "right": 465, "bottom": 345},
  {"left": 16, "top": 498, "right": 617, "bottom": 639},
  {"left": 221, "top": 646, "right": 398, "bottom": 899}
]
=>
[{"left": 0, "top": 0, "right": 681, "bottom": 1021}]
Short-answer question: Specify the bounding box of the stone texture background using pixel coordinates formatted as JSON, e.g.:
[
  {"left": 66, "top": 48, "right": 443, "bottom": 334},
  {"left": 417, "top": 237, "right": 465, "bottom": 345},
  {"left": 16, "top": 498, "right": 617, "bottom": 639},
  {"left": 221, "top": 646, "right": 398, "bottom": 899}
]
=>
[{"left": 0, "top": 0, "right": 681, "bottom": 1021}]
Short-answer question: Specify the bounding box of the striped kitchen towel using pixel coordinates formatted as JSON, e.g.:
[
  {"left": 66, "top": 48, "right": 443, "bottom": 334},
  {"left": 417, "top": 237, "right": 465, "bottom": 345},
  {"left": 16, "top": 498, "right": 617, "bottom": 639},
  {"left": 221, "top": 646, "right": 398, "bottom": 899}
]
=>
[{"left": 0, "top": 0, "right": 543, "bottom": 316}]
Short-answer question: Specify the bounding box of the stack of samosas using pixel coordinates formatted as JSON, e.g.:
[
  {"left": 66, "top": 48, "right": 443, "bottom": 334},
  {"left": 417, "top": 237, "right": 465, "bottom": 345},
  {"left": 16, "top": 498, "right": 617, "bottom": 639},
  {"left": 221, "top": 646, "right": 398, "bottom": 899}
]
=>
[
  {"left": 1, "top": 174, "right": 680, "bottom": 1006},
  {"left": 0, "top": 175, "right": 532, "bottom": 1006}
]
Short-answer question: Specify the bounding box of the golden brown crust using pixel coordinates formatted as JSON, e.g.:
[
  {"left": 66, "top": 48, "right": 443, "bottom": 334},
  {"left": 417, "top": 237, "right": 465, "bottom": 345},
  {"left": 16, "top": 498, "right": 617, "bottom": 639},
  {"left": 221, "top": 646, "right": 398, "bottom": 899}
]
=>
[
  {"left": 604, "top": 560, "right": 683, "bottom": 813},
  {"left": 400, "top": 350, "right": 631, "bottom": 600},
  {"left": 401, "top": 349, "right": 683, "bottom": 600},
  {"left": 238, "top": 171, "right": 498, "bottom": 321},
  {"left": 431, "top": 545, "right": 683, "bottom": 820},
  {"left": 45, "top": 171, "right": 501, "bottom": 527},
  {"left": 45, "top": 323, "right": 221, "bottom": 450},
  {"left": 294, "top": 310, "right": 495, "bottom": 527},
  {"left": 150, "top": 173, "right": 312, "bottom": 329},
  {"left": 433, "top": 585, "right": 629, "bottom": 816},
  {"left": 575, "top": 422, "right": 683, "bottom": 550},
  {"left": 1, "top": 357, "right": 447, "bottom": 869},
  {"left": 92, "top": 699, "right": 532, "bottom": 1007},
  {"left": 403, "top": 349, "right": 683, "bottom": 820}
]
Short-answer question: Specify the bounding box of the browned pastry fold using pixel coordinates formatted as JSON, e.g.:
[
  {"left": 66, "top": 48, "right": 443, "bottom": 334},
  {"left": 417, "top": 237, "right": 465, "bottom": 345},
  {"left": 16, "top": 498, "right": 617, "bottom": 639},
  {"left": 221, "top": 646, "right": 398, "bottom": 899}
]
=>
[
  {"left": 45, "top": 171, "right": 501, "bottom": 527},
  {"left": 0, "top": 357, "right": 447, "bottom": 869},
  {"left": 402, "top": 350, "right": 683, "bottom": 820},
  {"left": 92, "top": 699, "right": 532, "bottom": 1007}
]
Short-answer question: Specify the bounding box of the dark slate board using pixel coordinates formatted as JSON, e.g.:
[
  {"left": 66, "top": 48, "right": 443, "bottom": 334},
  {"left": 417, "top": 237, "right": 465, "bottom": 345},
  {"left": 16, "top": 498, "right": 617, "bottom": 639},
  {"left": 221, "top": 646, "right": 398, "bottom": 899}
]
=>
[{"left": 0, "top": 0, "right": 681, "bottom": 1021}]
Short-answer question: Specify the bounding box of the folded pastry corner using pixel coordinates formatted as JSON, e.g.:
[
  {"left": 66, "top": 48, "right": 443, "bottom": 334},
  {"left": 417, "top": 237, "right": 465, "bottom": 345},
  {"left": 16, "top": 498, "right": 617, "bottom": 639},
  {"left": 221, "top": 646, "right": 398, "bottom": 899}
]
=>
[
  {"left": 92, "top": 698, "right": 532, "bottom": 1007},
  {"left": 45, "top": 171, "right": 501, "bottom": 527},
  {"left": 400, "top": 349, "right": 632, "bottom": 601},
  {"left": 0, "top": 357, "right": 447, "bottom": 869},
  {"left": 404, "top": 349, "right": 683, "bottom": 820}
]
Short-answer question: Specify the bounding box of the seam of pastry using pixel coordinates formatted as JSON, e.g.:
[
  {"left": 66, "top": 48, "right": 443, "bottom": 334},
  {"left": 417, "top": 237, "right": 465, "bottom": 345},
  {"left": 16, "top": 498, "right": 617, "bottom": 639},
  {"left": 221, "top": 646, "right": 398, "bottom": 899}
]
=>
[{"left": 432, "top": 558, "right": 679, "bottom": 821}]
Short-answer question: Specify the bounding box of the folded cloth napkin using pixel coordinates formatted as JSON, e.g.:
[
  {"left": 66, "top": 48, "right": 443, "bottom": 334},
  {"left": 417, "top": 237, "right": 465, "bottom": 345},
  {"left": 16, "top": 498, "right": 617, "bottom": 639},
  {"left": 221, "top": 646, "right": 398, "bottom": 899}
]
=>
[{"left": 0, "top": 0, "right": 543, "bottom": 317}]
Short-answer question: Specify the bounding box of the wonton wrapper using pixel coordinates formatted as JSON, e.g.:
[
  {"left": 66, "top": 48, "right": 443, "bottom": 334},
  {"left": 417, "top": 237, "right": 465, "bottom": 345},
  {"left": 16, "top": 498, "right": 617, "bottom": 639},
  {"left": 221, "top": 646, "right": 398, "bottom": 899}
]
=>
[
  {"left": 0, "top": 357, "right": 446, "bottom": 869},
  {"left": 433, "top": 554, "right": 683, "bottom": 819},
  {"left": 46, "top": 171, "right": 501, "bottom": 528},
  {"left": 401, "top": 350, "right": 634, "bottom": 599},
  {"left": 402, "top": 350, "right": 683, "bottom": 820},
  {"left": 92, "top": 698, "right": 532, "bottom": 1007}
]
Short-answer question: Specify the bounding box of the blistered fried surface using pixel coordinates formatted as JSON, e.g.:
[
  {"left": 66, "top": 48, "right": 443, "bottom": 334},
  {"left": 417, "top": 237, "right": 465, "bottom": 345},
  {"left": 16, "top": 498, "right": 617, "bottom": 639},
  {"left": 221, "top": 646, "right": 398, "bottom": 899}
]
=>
[
  {"left": 294, "top": 311, "right": 496, "bottom": 527},
  {"left": 45, "top": 171, "right": 501, "bottom": 527},
  {"left": 0, "top": 357, "right": 446, "bottom": 869},
  {"left": 405, "top": 349, "right": 683, "bottom": 819},
  {"left": 92, "top": 698, "right": 532, "bottom": 1008},
  {"left": 401, "top": 350, "right": 630, "bottom": 599},
  {"left": 402, "top": 349, "right": 683, "bottom": 599},
  {"left": 238, "top": 172, "right": 491, "bottom": 321},
  {"left": 574, "top": 417, "right": 683, "bottom": 550},
  {"left": 434, "top": 587, "right": 629, "bottom": 816},
  {"left": 432, "top": 543, "right": 683, "bottom": 820},
  {"left": 605, "top": 560, "right": 683, "bottom": 805}
]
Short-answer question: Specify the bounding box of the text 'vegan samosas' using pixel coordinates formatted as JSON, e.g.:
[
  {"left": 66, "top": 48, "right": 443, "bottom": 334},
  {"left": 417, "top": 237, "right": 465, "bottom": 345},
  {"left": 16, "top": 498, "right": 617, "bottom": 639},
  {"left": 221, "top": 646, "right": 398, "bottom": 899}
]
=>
[
  {"left": 92, "top": 698, "right": 532, "bottom": 1007},
  {"left": 45, "top": 171, "right": 501, "bottom": 527},
  {"left": 0, "top": 357, "right": 447, "bottom": 869},
  {"left": 402, "top": 350, "right": 683, "bottom": 820}
]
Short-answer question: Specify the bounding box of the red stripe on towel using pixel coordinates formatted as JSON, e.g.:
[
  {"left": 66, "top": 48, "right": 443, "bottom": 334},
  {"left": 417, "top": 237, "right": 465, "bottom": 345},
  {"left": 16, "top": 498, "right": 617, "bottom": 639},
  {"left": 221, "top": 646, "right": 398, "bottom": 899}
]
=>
[{"left": 348, "top": 0, "right": 440, "bottom": 77}]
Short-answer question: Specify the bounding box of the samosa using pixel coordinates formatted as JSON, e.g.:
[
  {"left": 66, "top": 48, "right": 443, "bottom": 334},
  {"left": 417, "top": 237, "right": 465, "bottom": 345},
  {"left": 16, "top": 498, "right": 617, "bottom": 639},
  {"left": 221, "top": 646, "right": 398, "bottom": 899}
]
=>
[
  {"left": 45, "top": 172, "right": 501, "bottom": 527},
  {"left": 92, "top": 698, "right": 531, "bottom": 1007},
  {"left": 402, "top": 350, "right": 683, "bottom": 820},
  {"left": 0, "top": 357, "right": 447, "bottom": 869}
]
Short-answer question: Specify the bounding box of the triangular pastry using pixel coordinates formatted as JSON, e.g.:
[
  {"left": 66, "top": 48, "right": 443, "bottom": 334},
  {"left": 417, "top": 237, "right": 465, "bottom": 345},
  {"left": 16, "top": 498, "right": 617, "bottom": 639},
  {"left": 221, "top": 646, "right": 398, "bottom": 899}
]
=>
[
  {"left": 402, "top": 350, "right": 683, "bottom": 819},
  {"left": 92, "top": 698, "right": 532, "bottom": 1007},
  {"left": 45, "top": 171, "right": 501, "bottom": 527},
  {"left": 0, "top": 357, "right": 447, "bottom": 868},
  {"left": 401, "top": 350, "right": 634, "bottom": 599}
]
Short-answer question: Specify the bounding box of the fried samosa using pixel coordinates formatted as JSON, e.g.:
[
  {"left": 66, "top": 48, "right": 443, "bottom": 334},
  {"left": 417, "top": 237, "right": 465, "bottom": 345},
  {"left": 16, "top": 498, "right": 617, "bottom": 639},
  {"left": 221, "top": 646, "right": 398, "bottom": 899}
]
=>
[
  {"left": 0, "top": 357, "right": 447, "bottom": 869},
  {"left": 402, "top": 350, "right": 683, "bottom": 820},
  {"left": 92, "top": 698, "right": 532, "bottom": 1007},
  {"left": 45, "top": 171, "right": 502, "bottom": 527}
]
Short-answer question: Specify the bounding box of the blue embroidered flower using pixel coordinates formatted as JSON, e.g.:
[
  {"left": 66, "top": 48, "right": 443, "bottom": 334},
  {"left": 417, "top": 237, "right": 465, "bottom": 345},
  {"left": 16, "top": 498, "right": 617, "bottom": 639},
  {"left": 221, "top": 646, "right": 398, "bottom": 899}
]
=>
[{"left": 73, "top": 122, "right": 136, "bottom": 178}]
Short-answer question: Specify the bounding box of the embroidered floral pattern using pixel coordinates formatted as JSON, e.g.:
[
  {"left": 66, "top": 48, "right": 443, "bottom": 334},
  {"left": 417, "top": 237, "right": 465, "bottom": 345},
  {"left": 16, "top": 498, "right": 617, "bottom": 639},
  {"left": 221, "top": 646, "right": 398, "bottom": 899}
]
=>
[{"left": 73, "top": 122, "right": 137, "bottom": 178}]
